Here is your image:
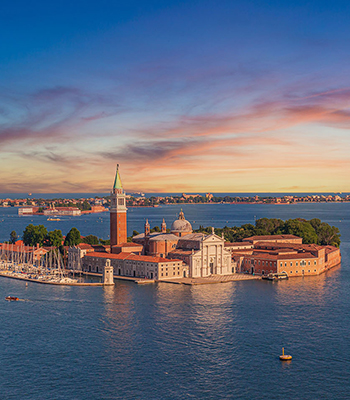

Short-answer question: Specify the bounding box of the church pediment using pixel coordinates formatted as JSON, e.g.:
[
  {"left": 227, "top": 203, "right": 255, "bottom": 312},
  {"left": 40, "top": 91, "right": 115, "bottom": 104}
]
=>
[{"left": 202, "top": 233, "right": 225, "bottom": 244}]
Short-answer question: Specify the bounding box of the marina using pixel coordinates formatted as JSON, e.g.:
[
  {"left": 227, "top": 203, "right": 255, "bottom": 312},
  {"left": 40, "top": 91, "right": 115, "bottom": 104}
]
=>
[{"left": 0, "top": 243, "right": 112, "bottom": 286}]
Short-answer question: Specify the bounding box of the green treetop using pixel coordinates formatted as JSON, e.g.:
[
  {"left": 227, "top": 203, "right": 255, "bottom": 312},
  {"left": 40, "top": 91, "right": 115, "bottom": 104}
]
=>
[{"left": 64, "top": 227, "right": 82, "bottom": 246}]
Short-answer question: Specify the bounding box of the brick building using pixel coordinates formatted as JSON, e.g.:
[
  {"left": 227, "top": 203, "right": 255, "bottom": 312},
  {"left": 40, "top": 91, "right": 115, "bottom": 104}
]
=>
[
  {"left": 82, "top": 252, "right": 187, "bottom": 280},
  {"left": 231, "top": 238, "right": 341, "bottom": 277}
]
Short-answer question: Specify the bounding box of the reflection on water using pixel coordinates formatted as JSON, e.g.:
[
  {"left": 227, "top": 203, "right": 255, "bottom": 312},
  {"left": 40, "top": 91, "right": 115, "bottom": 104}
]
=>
[{"left": 1, "top": 267, "right": 350, "bottom": 399}]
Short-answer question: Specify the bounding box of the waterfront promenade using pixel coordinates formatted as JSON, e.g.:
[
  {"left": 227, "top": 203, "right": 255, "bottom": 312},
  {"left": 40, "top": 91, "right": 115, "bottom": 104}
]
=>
[
  {"left": 83, "top": 271, "right": 260, "bottom": 285},
  {"left": 161, "top": 273, "right": 261, "bottom": 285}
]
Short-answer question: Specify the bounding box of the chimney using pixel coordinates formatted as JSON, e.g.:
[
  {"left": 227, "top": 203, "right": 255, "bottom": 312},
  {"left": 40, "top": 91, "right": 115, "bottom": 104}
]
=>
[
  {"left": 161, "top": 218, "right": 166, "bottom": 233},
  {"left": 145, "top": 219, "right": 150, "bottom": 236}
]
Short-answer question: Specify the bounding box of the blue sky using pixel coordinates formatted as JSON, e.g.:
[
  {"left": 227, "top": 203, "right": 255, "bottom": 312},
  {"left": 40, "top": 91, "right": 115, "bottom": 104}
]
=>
[{"left": 1, "top": 0, "right": 350, "bottom": 192}]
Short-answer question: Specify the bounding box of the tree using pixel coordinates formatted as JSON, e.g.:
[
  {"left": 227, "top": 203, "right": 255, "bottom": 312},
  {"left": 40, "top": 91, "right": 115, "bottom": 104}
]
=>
[
  {"left": 46, "top": 230, "right": 63, "bottom": 247},
  {"left": 81, "top": 200, "right": 91, "bottom": 211},
  {"left": 64, "top": 227, "right": 81, "bottom": 246},
  {"left": 23, "top": 224, "right": 48, "bottom": 246},
  {"left": 255, "top": 218, "right": 284, "bottom": 235},
  {"left": 309, "top": 218, "right": 322, "bottom": 231},
  {"left": 10, "top": 231, "right": 17, "bottom": 244},
  {"left": 316, "top": 223, "right": 341, "bottom": 247},
  {"left": 281, "top": 219, "right": 318, "bottom": 244},
  {"left": 82, "top": 234, "right": 99, "bottom": 245}
]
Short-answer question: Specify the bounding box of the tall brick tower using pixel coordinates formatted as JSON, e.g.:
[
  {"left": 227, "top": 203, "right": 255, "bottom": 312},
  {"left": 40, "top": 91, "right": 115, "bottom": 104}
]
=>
[{"left": 110, "top": 165, "right": 127, "bottom": 246}]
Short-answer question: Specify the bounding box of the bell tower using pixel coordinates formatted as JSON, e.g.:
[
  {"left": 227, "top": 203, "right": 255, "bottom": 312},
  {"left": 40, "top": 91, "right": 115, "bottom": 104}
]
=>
[{"left": 110, "top": 165, "right": 127, "bottom": 246}]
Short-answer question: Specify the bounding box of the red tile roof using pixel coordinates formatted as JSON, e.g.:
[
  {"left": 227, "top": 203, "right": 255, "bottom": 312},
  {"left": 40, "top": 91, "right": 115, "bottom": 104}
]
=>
[
  {"left": 0, "top": 243, "right": 48, "bottom": 253},
  {"left": 78, "top": 243, "right": 94, "bottom": 250},
  {"left": 243, "top": 235, "right": 301, "bottom": 241},
  {"left": 113, "top": 243, "right": 143, "bottom": 248},
  {"left": 85, "top": 252, "right": 182, "bottom": 263}
]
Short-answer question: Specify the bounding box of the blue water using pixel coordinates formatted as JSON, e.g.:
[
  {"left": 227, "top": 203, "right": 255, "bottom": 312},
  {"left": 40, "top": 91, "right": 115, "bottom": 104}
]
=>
[
  {"left": 0, "top": 202, "right": 348, "bottom": 242},
  {"left": 1, "top": 204, "right": 350, "bottom": 399}
]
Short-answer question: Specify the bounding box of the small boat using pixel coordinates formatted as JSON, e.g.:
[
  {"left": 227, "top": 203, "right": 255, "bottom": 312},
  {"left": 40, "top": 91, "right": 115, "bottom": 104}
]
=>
[
  {"left": 262, "top": 272, "right": 288, "bottom": 281},
  {"left": 279, "top": 347, "right": 292, "bottom": 361},
  {"left": 47, "top": 217, "right": 61, "bottom": 221},
  {"left": 5, "top": 296, "right": 19, "bottom": 301}
]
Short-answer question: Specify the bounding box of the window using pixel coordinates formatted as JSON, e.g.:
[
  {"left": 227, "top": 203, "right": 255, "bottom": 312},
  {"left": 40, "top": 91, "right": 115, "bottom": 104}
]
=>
[
  {"left": 296, "top": 271, "right": 298, "bottom": 273},
  {"left": 296, "top": 262, "right": 298, "bottom": 266},
  {"left": 290, "top": 262, "right": 293, "bottom": 266},
  {"left": 118, "top": 198, "right": 124, "bottom": 206},
  {"left": 308, "top": 270, "right": 310, "bottom": 272}
]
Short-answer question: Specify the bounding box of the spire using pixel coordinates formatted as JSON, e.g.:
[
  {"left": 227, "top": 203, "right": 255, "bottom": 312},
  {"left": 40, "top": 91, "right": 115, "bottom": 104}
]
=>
[
  {"left": 179, "top": 209, "right": 185, "bottom": 220},
  {"left": 112, "top": 164, "right": 123, "bottom": 194}
]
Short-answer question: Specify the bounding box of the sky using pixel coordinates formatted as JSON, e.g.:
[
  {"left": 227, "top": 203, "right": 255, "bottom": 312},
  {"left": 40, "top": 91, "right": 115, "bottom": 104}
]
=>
[{"left": 1, "top": 0, "right": 350, "bottom": 193}]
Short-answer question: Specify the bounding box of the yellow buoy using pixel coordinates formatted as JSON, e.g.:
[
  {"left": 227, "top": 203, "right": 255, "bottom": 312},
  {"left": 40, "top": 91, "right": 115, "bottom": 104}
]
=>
[{"left": 279, "top": 347, "right": 292, "bottom": 361}]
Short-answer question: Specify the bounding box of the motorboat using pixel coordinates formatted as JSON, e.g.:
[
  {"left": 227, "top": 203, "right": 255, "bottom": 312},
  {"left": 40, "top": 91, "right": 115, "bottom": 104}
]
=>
[
  {"left": 262, "top": 272, "right": 288, "bottom": 281},
  {"left": 5, "top": 296, "right": 19, "bottom": 301}
]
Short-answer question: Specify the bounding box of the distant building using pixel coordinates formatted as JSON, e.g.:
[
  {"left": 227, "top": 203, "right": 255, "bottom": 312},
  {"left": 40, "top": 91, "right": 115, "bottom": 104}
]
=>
[
  {"left": 18, "top": 207, "right": 39, "bottom": 215},
  {"left": 44, "top": 207, "right": 81, "bottom": 216}
]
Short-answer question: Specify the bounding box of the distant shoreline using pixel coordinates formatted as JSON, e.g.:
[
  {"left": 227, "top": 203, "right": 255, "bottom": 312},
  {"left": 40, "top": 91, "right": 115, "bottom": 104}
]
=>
[{"left": 2, "top": 200, "right": 349, "bottom": 214}]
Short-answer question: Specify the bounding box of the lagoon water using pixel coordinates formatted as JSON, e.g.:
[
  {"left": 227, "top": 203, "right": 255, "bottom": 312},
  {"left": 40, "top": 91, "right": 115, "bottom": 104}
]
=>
[{"left": 1, "top": 203, "right": 350, "bottom": 399}]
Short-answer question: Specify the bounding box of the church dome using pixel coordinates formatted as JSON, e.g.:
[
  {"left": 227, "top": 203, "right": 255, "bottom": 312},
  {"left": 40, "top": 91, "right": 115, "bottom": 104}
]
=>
[{"left": 170, "top": 210, "right": 192, "bottom": 234}]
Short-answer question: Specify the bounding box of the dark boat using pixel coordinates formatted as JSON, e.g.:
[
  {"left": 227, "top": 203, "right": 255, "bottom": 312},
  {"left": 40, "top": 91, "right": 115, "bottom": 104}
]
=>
[{"left": 5, "top": 296, "right": 19, "bottom": 301}]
